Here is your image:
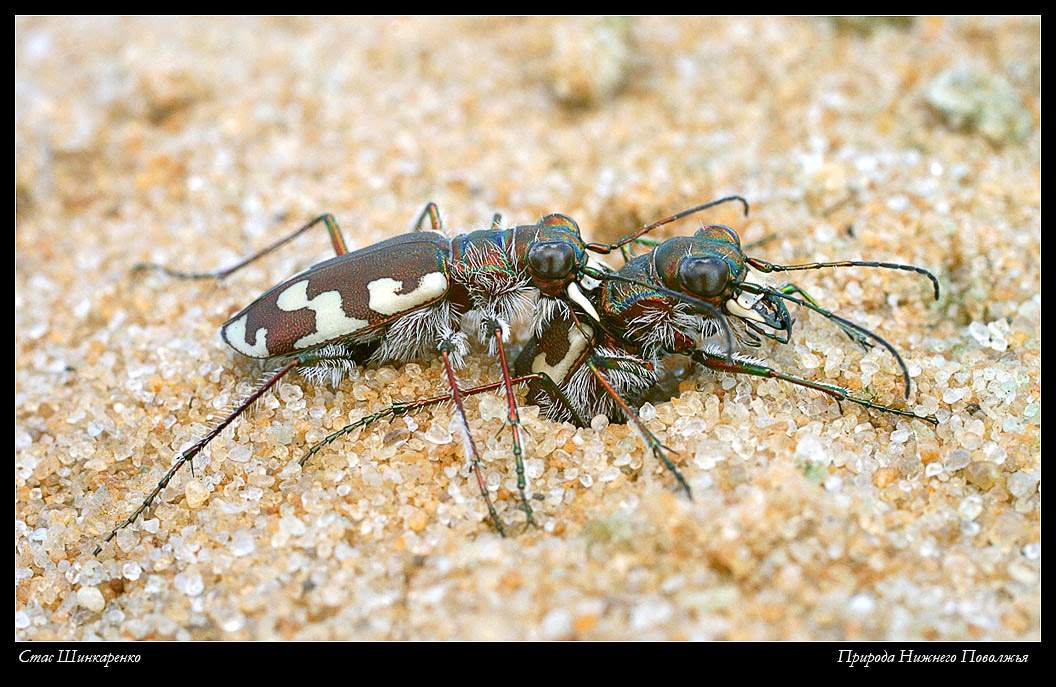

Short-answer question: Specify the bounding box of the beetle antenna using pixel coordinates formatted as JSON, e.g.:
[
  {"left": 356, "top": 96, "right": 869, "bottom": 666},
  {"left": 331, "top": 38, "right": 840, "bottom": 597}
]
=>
[
  {"left": 739, "top": 283, "right": 913, "bottom": 399},
  {"left": 746, "top": 257, "right": 940, "bottom": 300},
  {"left": 586, "top": 195, "right": 750, "bottom": 255}
]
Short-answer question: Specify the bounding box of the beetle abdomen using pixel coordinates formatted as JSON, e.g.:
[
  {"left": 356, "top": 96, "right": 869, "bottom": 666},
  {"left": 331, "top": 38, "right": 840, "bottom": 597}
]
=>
[{"left": 221, "top": 233, "right": 451, "bottom": 358}]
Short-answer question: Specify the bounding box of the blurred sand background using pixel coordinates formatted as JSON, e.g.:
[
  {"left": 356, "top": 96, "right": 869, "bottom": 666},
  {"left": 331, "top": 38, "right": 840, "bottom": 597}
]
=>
[{"left": 16, "top": 16, "right": 1039, "bottom": 640}]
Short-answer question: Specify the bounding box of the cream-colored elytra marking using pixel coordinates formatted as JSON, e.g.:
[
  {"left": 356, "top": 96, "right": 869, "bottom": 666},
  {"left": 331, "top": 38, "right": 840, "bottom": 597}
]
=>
[
  {"left": 366, "top": 272, "right": 447, "bottom": 316},
  {"left": 224, "top": 314, "right": 270, "bottom": 358},
  {"left": 276, "top": 280, "right": 370, "bottom": 350},
  {"left": 532, "top": 323, "right": 593, "bottom": 383}
]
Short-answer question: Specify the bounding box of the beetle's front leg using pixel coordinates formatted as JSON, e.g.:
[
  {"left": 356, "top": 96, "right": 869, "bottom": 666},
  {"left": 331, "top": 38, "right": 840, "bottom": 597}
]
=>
[
  {"left": 585, "top": 355, "right": 691, "bottom": 499},
  {"left": 775, "top": 282, "right": 871, "bottom": 350}
]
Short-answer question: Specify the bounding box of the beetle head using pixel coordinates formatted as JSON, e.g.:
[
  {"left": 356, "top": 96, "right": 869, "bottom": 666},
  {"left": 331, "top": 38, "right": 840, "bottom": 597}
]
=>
[
  {"left": 651, "top": 225, "right": 793, "bottom": 345},
  {"left": 517, "top": 214, "right": 604, "bottom": 322}
]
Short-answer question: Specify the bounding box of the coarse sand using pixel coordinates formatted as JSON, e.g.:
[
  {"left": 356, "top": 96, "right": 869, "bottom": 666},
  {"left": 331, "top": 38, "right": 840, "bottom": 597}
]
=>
[{"left": 16, "top": 16, "right": 1039, "bottom": 641}]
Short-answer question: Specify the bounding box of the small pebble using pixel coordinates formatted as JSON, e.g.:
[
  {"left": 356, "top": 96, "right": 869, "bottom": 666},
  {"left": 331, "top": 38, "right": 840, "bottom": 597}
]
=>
[
  {"left": 185, "top": 479, "right": 209, "bottom": 508},
  {"left": 77, "top": 586, "right": 105, "bottom": 612},
  {"left": 964, "top": 462, "right": 1000, "bottom": 491}
]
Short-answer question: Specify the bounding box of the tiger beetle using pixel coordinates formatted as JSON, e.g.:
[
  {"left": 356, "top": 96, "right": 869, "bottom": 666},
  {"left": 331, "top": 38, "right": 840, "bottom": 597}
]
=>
[
  {"left": 518, "top": 201, "right": 940, "bottom": 494},
  {"left": 299, "top": 198, "right": 940, "bottom": 502},
  {"left": 95, "top": 200, "right": 742, "bottom": 554}
]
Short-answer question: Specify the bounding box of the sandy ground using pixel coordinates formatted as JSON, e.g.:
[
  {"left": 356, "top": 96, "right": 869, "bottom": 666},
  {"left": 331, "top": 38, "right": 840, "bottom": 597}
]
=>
[{"left": 16, "top": 16, "right": 1039, "bottom": 640}]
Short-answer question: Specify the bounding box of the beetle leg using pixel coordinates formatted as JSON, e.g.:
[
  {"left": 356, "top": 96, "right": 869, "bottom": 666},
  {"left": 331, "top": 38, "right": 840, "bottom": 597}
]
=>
[
  {"left": 437, "top": 340, "right": 507, "bottom": 537},
  {"left": 586, "top": 357, "right": 692, "bottom": 499},
  {"left": 484, "top": 318, "right": 534, "bottom": 527},
  {"left": 692, "top": 349, "right": 937, "bottom": 425},
  {"left": 521, "top": 372, "right": 590, "bottom": 428},
  {"left": 412, "top": 203, "right": 504, "bottom": 233},
  {"left": 618, "top": 236, "right": 662, "bottom": 263},
  {"left": 133, "top": 214, "right": 349, "bottom": 280},
  {"left": 93, "top": 356, "right": 304, "bottom": 555},
  {"left": 302, "top": 371, "right": 582, "bottom": 467},
  {"left": 411, "top": 202, "right": 444, "bottom": 233}
]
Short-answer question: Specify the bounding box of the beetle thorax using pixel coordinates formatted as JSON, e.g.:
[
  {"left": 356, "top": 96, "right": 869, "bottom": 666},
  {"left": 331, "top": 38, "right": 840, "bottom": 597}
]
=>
[{"left": 449, "top": 231, "right": 534, "bottom": 342}]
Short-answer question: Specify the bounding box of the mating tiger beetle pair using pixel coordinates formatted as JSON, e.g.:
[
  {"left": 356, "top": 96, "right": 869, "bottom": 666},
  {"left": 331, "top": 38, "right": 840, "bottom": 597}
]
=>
[{"left": 93, "top": 196, "right": 939, "bottom": 554}]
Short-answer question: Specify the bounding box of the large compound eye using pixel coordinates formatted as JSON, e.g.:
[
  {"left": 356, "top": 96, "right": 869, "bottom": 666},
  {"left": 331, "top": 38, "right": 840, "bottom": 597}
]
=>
[
  {"left": 680, "top": 256, "right": 729, "bottom": 297},
  {"left": 528, "top": 241, "right": 577, "bottom": 279}
]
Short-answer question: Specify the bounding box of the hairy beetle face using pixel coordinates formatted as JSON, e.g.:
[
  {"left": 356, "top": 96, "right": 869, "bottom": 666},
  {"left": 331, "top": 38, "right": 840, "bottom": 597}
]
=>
[
  {"left": 679, "top": 256, "right": 730, "bottom": 299},
  {"left": 528, "top": 241, "right": 577, "bottom": 279}
]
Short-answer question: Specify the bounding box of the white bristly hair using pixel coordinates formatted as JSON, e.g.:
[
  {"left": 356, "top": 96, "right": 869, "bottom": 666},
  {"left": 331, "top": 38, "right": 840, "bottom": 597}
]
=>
[
  {"left": 296, "top": 342, "right": 360, "bottom": 386},
  {"left": 531, "top": 296, "right": 571, "bottom": 339},
  {"left": 623, "top": 300, "right": 699, "bottom": 364},
  {"left": 536, "top": 346, "right": 658, "bottom": 423},
  {"left": 698, "top": 341, "right": 765, "bottom": 367},
  {"left": 450, "top": 239, "right": 536, "bottom": 347},
  {"left": 369, "top": 301, "right": 468, "bottom": 368}
]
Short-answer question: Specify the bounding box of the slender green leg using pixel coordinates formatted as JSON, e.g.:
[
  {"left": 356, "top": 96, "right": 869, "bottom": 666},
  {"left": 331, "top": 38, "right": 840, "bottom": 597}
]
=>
[
  {"left": 692, "top": 350, "right": 938, "bottom": 425},
  {"left": 618, "top": 236, "right": 664, "bottom": 262},
  {"left": 485, "top": 319, "right": 533, "bottom": 526},
  {"left": 134, "top": 214, "right": 349, "bottom": 279},
  {"left": 585, "top": 357, "right": 692, "bottom": 499},
  {"left": 300, "top": 371, "right": 584, "bottom": 470},
  {"left": 778, "top": 282, "right": 873, "bottom": 351}
]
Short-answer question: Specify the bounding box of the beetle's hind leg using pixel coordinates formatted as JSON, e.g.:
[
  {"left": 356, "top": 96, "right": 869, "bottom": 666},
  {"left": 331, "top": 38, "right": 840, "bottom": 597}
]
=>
[
  {"left": 133, "top": 214, "right": 350, "bottom": 280},
  {"left": 300, "top": 372, "right": 575, "bottom": 467},
  {"left": 94, "top": 355, "right": 310, "bottom": 555}
]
